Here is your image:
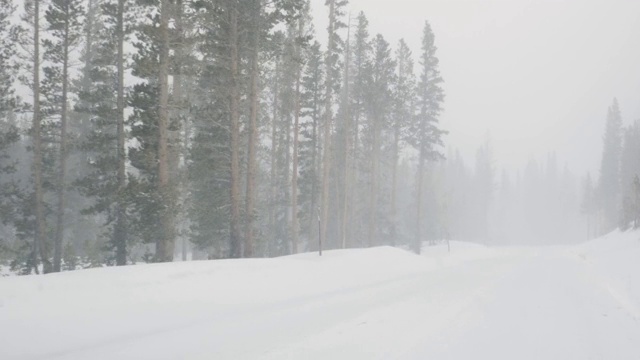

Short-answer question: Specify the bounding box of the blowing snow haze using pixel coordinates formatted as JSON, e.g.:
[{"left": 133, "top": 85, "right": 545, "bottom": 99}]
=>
[
  {"left": 2, "top": 0, "right": 640, "bottom": 358},
  {"left": 0, "top": 0, "right": 637, "bottom": 263},
  {"left": 313, "top": 0, "right": 640, "bottom": 175}
]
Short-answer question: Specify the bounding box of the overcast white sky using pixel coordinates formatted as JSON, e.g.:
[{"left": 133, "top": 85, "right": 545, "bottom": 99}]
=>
[{"left": 311, "top": 0, "right": 640, "bottom": 176}]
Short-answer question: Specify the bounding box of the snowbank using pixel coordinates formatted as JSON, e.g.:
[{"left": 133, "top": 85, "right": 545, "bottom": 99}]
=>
[
  {"left": 0, "top": 243, "right": 510, "bottom": 360},
  {"left": 2, "top": 237, "right": 637, "bottom": 360},
  {"left": 572, "top": 229, "right": 640, "bottom": 318}
]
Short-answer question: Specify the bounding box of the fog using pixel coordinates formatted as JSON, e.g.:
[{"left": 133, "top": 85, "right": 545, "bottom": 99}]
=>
[
  {"left": 3, "top": 1, "right": 640, "bottom": 357},
  {"left": 310, "top": 0, "right": 640, "bottom": 245},
  {"left": 313, "top": 0, "right": 640, "bottom": 174},
  {"left": 2, "top": 0, "right": 640, "bottom": 272}
]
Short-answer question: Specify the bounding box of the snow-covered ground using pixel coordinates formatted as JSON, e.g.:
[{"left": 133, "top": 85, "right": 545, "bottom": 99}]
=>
[{"left": 1, "top": 233, "right": 640, "bottom": 360}]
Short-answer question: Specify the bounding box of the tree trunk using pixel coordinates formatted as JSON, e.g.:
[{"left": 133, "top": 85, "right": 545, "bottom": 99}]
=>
[
  {"left": 307, "top": 89, "right": 318, "bottom": 248},
  {"left": 228, "top": 1, "right": 242, "bottom": 258},
  {"left": 33, "top": 0, "right": 50, "bottom": 274},
  {"left": 291, "top": 94, "right": 300, "bottom": 253},
  {"left": 320, "top": 0, "right": 336, "bottom": 251},
  {"left": 114, "top": 0, "right": 127, "bottom": 266},
  {"left": 340, "top": 17, "right": 351, "bottom": 249},
  {"left": 156, "top": 0, "right": 174, "bottom": 262},
  {"left": 173, "top": 0, "right": 186, "bottom": 261},
  {"left": 54, "top": 10, "right": 72, "bottom": 272},
  {"left": 390, "top": 125, "right": 399, "bottom": 247},
  {"left": 291, "top": 16, "right": 305, "bottom": 255},
  {"left": 415, "top": 153, "right": 424, "bottom": 254},
  {"left": 181, "top": 118, "right": 190, "bottom": 262},
  {"left": 368, "top": 115, "right": 379, "bottom": 247},
  {"left": 350, "top": 108, "right": 360, "bottom": 247},
  {"left": 269, "top": 59, "right": 279, "bottom": 254},
  {"left": 284, "top": 112, "right": 291, "bottom": 246},
  {"left": 245, "top": 0, "right": 259, "bottom": 258}
]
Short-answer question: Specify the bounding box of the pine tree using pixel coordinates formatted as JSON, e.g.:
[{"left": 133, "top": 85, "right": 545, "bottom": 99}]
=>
[
  {"left": 348, "top": 11, "right": 371, "bottom": 248},
  {"left": 128, "top": 0, "right": 179, "bottom": 262},
  {"left": 186, "top": 0, "right": 237, "bottom": 258},
  {"left": 114, "top": 0, "right": 128, "bottom": 264},
  {"left": 267, "top": 36, "right": 283, "bottom": 255},
  {"left": 244, "top": 0, "right": 262, "bottom": 258},
  {"left": 0, "top": 0, "right": 16, "bottom": 118},
  {"left": 320, "top": 0, "right": 347, "bottom": 252},
  {"left": 0, "top": 121, "right": 18, "bottom": 227},
  {"left": 597, "top": 98, "right": 623, "bottom": 232},
  {"left": 271, "top": 28, "right": 296, "bottom": 255},
  {"left": 289, "top": 0, "right": 313, "bottom": 254},
  {"left": 408, "top": 21, "right": 445, "bottom": 254},
  {"left": 298, "top": 41, "right": 323, "bottom": 248},
  {"left": 366, "top": 34, "right": 395, "bottom": 247},
  {"left": 75, "top": 0, "right": 131, "bottom": 265},
  {"left": 43, "top": 0, "right": 84, "bottom": 272},
  {"left": 154, "top": 0, "right": 174, "bottom": 262},
  {"left": 243, "top": 0, "right": 306, "bottom": 257},
  {"left": 128, "top": 0, "right": 163, "bottom": 254},
  {"left": 619, "top": 120, "right": 640, "bottom": 229},
  {"left": 0, "top": 0, "right": 19, "bottom": 255},
  {"left": 390, "top": 39, "right": 415, "bottom": 246},
  {"left": 170, "top": 0, "right": 199, "bottom": 261},
  {"left": 227, "top": 0, "right": 242, "bottom": 259},
  {"left": 17, "top": 0, "right": 51, "bottom": 273}
]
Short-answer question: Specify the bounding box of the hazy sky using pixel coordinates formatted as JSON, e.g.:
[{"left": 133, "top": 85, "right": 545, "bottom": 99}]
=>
[{"left": 311, "top": 0, "right": 640, "bottom": 176}]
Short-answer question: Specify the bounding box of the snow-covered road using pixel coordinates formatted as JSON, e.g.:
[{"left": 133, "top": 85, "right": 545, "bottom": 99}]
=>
[
  {"left": 2, "top": 233, "right": 640, "bottom": 360},
  {"left": 401, "top": 250, "right": 640, "bottom": 359}
]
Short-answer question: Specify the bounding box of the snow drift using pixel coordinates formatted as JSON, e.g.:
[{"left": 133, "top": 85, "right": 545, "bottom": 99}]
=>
[{"left": 1, "top": 235, "right": 639, "bottom": 359}]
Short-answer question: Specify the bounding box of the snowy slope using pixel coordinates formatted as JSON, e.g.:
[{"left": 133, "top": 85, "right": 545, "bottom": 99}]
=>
[
  {"left": 572, "top": 230, "right": 640, "bottom": 319},
  {"left": 1, "top": 237, "right": 639, "bottom": 360}
]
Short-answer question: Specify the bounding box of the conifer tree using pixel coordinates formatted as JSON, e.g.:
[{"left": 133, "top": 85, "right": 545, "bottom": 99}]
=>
[
  {"left": 155, "top": 0, "right": 173, "bottom": 262},
  {"left": 43, "top": 0, "right": 84, "bottom": 272},
  {"left": 0, "top": 121, "right": 18, "bottom": 226},
  {"left": 0, "top": 0, "right": 19, "bottom": 256},
  {"left": 289, "top": 0, "right": 313, "bottom": 254},
  {"left": 17, "top": 0, "right": 51, "bottom": 273},
  {"left": 408, "top": 21, "right": 445, "bottom": 254},
  {"left": 244, "top": 0, "right": 262, "bottom": 258},
  {"left": 337, "top": 14, "right": 351, "bottom": 249},
  {"left": 347, "top": 11, "right": 371, "bottom": 247},
  {"left": 243, "top": 0, "right": 305, "bottom": 256},
  {"left": 227, "top": 0, "right": 242, "bottom": 258},
  {"left": 619, "top": 120, "right": 640, "bottom": 229},
  {"left": 75, "top": 0, "right": 131, "bottom": 265},
  {"left": 128, "top": 0, "right": 179, "bottom": 261},
  {"left": 597, "top": 98, "right": 623, "bottom": 232},
  {"left": 186, "top": 0, "right": 242, "bottom": 258},
  {"left": 391, "top": 39, "right": 415, "bottom": 246},
  {"left": 114, "top": 0, "right": 128, "bottom": 264},
  {"left": 271, "top": 28, "right": 296, "bottom": 255},
  {"left": 366, "top": 34, "right": 395, "bottom": 247},
  {"left": 298, "top": 41, "right": 323, "bottom": 246},
  {"left": 320, "top": 0, "right": 347, "bottom": 251},
  {"left": 267, "top": 35, "right": 283, "bottom": 255}
]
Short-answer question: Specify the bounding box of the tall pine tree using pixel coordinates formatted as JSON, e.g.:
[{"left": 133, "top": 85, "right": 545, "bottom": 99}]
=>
[
  {"left": 391, "top": 39, "right": 415, "bottom": 246},
  {"left": 366, "top": 34, "right": 396, "bottom": 247},
  {"left": 409, "top": 21, "right": 445, "bottom": 254},
  {"left": 43, "top": 0, "right": 84, "bottom": 272},
  {"left": 597, "top": 98, "right": 622, "bottom": 232}
]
